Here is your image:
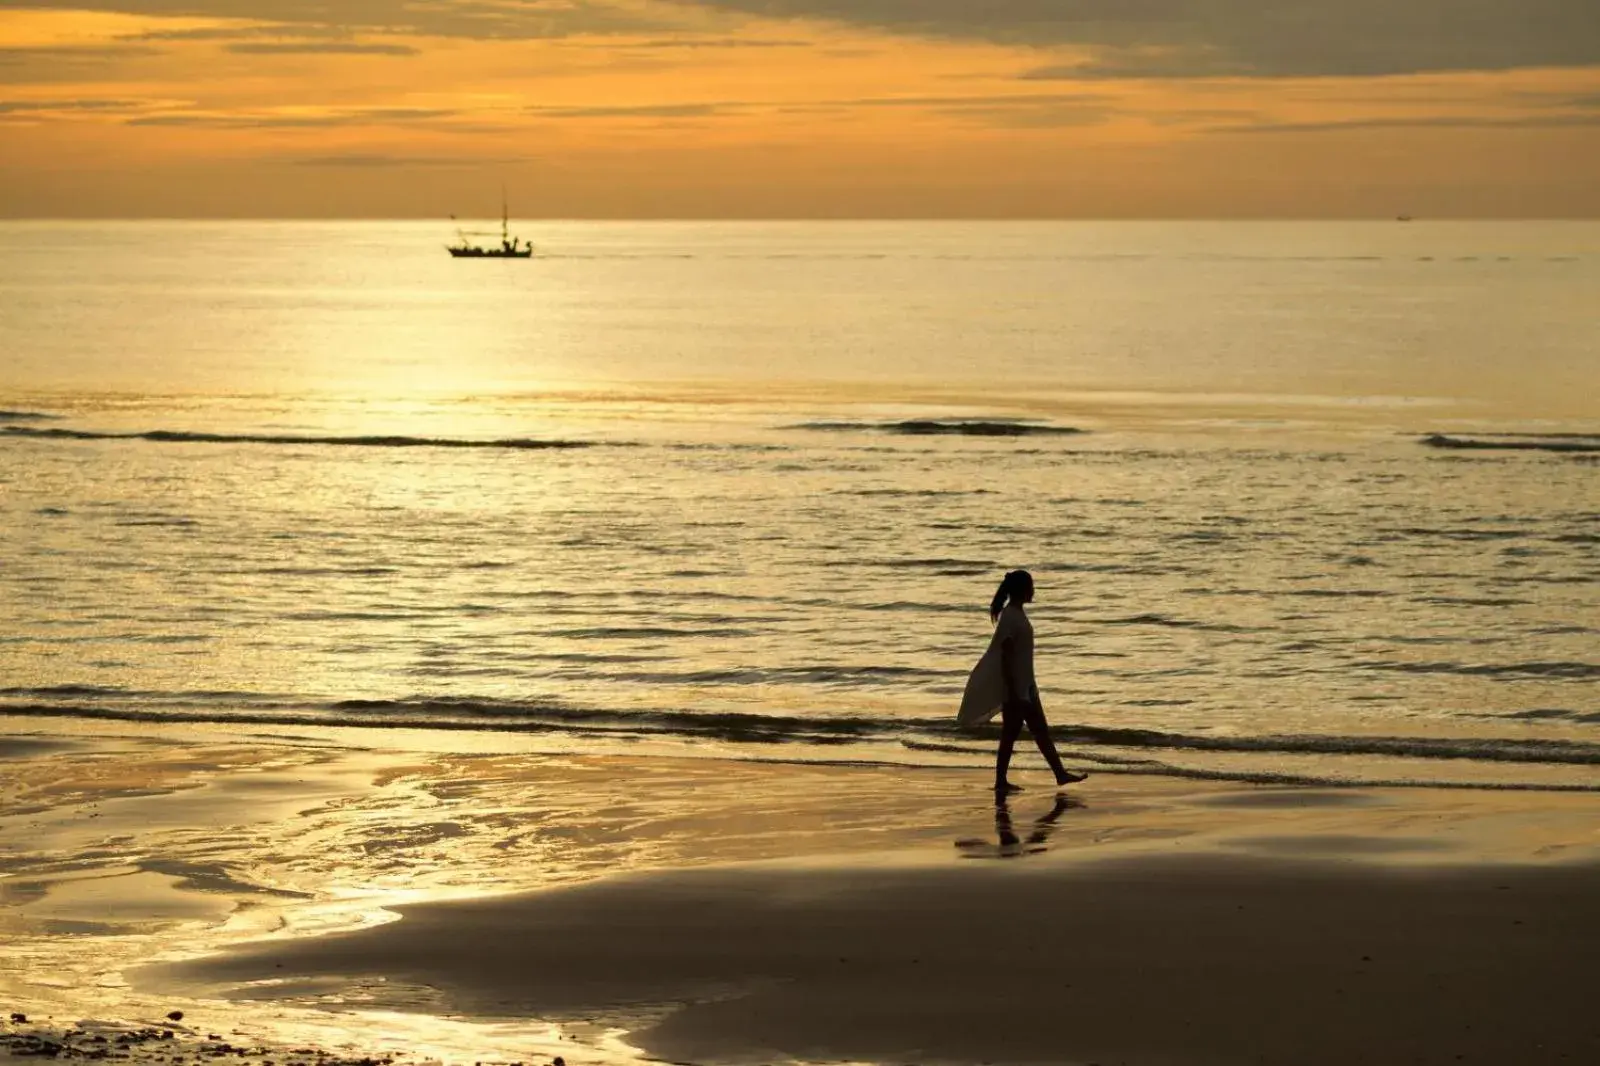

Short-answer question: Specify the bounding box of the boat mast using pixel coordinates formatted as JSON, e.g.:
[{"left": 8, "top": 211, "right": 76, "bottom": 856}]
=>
[{"left": 501, "top": 184, "right": 509, "bottom": 246}]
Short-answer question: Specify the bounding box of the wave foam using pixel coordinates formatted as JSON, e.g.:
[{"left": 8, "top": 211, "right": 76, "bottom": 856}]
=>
[
  {"left": 791, "top": 419, "right": 1083, "bottom": 437},
  {"left": 4, "top": 690, "right": 1598, "bottom": 770},
  {"left": 1420, "top": 434, "right": 1600, "bottom": 454},
  {"left": 3, "top": 426, "right": 605, "bottom": 450}
]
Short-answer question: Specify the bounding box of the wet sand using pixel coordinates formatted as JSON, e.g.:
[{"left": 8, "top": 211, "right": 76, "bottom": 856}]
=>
[
  {"left": 168, "top": 853, "right": 1600, "bottom": 1066},
  {"left": 5, "top": 728, "right": 1600, "bottom": 1066}
]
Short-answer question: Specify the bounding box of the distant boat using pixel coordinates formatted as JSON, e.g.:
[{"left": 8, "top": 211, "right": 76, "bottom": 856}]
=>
[
  {"left": 448, "top": 189, "right": 533, "bottom": 258},
  {"left": 1396, "top": 214, "right": 1414, "bottom": 222}
]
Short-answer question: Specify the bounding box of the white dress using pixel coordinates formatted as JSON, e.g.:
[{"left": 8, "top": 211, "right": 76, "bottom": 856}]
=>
[{"left": 956, "top": 603, "right": 1036, "bottom": 727}]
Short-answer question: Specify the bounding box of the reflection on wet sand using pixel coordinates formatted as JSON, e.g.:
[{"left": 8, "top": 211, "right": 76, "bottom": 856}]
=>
[{"left": 956, "top": 793, "right": 1082, "bottom": 859}]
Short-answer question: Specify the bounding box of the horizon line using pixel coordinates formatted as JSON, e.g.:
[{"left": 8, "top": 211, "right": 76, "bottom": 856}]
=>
[{"left": 3, "top": 214, "right": 1598, "bottom": 223}]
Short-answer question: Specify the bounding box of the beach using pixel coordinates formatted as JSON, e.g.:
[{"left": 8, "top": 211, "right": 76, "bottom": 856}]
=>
[
  {"left": 4, "top": 725, "right": 1598, "bottom": 1066},
  {"left": 3, "top": 220, "right": 1596, "bottom": 1064}
]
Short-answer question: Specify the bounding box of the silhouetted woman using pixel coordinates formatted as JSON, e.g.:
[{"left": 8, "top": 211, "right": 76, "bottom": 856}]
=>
[{"left": 958, "top": 569, "right": 1086, "bottom": 794}]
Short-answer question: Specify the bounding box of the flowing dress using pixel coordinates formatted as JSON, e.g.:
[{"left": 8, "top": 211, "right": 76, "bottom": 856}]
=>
[{"left": 956, "top": 603, "right": 1035, "bottom": 727}]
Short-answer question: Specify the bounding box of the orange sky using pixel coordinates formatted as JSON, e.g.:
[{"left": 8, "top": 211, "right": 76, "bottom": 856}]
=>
[{"left": 1, "top": 2, "right": 1597, "bottom": 217}]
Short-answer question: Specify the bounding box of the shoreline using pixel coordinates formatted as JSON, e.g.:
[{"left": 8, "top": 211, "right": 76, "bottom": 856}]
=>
[
  {"left": 4, "top": 708, "right": 1597, "bottom": 796},
  {"left": 5, "top": 728, "right": 1599, "bottom": 1065}
]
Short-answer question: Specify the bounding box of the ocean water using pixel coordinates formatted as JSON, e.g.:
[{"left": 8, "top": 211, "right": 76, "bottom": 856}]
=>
[{"left": 2, "top": 220, "right": 1597, "bottom": 790}]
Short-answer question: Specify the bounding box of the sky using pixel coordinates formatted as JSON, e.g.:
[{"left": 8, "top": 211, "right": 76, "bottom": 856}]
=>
[{"left": 1, "top": 1, "right": 1598, "bottom": 217}]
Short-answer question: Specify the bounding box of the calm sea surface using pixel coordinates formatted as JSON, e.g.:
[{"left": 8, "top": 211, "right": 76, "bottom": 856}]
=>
[{"left": 3, "top": 221, "right": 1597, "bottom": 789}]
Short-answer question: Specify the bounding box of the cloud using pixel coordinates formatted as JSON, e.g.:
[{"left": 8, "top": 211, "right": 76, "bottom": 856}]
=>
[
  {"left": 945, "top": 102, "right": 1108, "bottom": 128},
  {"left": 293, "top": 153, "right": 510, "bottom": 167},
  {"left": 682, "top": 0, "right": 1600, "bottom": 78},
  {"left": 525, "top": 101, "right": 736, "bottom": 118},
  {"left": 121, "top": 24, "right": 348, "bottom": 42},
  {"left": 0, "top": 97, "right": 156, "bottom": 114},
  {"left": 1212, "top": 113, "right": 1600, "bottom": 135},
  {"left": 808, "top": 90, "right": 1110, "bottom": 127},
  {"left": 16, "top": 1, "right": 675, "bottom": 41},
  {"left": 126, "top": 105, "right": 463, "bottom": 128},
  {"left": 617, "top": 37, "right": 812, "bottom": 49},
  {"left": 0, "top": 44, "right": 162, "bottom": 63},
  {"left": 226, "top": 42, "right": 418, "bottom": 56},
  {"left": 0, "top": 45, "right": 166, "bottom": 83},
  {"left": 114, "top": 22, "right": 419, "bottom": 54},
  {"left": 518, "top": 89, "right": 1112, "bottom": 127}
]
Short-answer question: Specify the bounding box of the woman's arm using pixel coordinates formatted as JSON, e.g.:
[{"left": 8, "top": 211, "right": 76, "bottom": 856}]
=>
[
  {"left": 1000, "top": 634, "right": 1029, "bottom": 707},
  {"left": 999, "top": 635, "right": 1015, "bottom": 704}
]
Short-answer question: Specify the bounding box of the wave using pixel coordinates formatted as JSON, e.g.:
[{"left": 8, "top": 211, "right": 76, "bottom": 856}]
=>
[
  {"left": 1051, "top": 722, "right": 1600, "bottom": 766},
  {"left": 1381, "top": 526, "right": 1529, "bottom": 541},
  {"left": 1, "top": 426, "right": 606, "bottom": 450},
  {"left": 790, "top": 419, "right": 1084, "bottom": 437},
  {"left": 4, "top": 690, "right": 1599, "bottom": 770},
  {"left": 870, "top": 557, "right": 996, "bottom": 572},
  {"left": 1355, "top": 660, "right": 1598, "bottom": 680},
  {"left": 0, "top": 410, "right": 59, "bottom": 422},
  {"left": 1098, "top": 613, "right": 1256, "bottom": 633},
  {"left": 1419, "top": 434, "right": 1600, "bottom": 454},
  {"left": 1042, "top": 765, "right": 1600, "bottom": 793},
  {"left": 1446, "top": 432, "right": 1600, "bottom": 441},
  {"left": 837, "top": 488, "right": 998, "bottom": 498},
  {"left": 1498, "top": 708, "right": 1600, "bottom": 724},
  {"left": 0, "top": 695, "right": 909, "bottom": 745}
]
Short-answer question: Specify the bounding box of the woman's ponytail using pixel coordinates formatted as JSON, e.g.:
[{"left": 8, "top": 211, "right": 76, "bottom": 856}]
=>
[{"left": 990, "top": 570, "right": 1026, "bottom": 623}]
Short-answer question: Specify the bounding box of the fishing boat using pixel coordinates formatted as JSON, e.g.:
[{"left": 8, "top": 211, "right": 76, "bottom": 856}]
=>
[{"left": 447, "top": 190, "right": 533, "bottom": 258}]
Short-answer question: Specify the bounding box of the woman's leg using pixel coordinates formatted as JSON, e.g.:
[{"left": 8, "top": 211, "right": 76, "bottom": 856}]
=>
[
  {"left": 1020, "top": 694, "right": 1084, "bottom": 785},
  {"left": 994, "top": 700, "right": 1024, "bottom": 792}
]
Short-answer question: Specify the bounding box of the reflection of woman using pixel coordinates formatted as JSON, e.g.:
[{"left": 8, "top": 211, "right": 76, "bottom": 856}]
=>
[
  {"left": 996, "top": 793, "right": 1076, "bottom": 850},
  {"left": 959, "top": 570, "right": 1087, "bottom": 795}
]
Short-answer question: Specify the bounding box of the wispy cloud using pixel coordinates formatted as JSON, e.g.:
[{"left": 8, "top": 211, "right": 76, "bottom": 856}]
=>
[
  {"left": 525, "top": 102, "right": 736, "bottom": 119},
  {"left": 293, "top": 153, "right": 509, "bottom": 167},
  {"left": 112, "top": 22, "right": 421, "bottom": 56},
  {"left": 0, "top": 39, "right": 170, "bottom": 87},
  {"left": 617, "top": 38, "right": 812, "bottom": 50},
  {"left": 120, "top": 24, "right": 348, "bottom": 43},
  {"left": 225, "top": 42, "right": 417, "bottom": 56},
  {"left": 1212, "top": 113, "right": 1600, "bottom": 135},
  {"left": 681, "top": 0, "right": 1600, "bottom": 78},
  {"left": 127, "top": 105, "right": 462, "bottom": 128},
  {"left": 520, "top": 90, "right": 1111, "bottom": 124},
  {"left": 0, "top": 97, "right": 158, "bottom": 114},
  {"left": 0, "top": 44, "right": 162, "bottom": 62},
  {"left": 16, "top": 1, "right": 677, "bottom": 42}
]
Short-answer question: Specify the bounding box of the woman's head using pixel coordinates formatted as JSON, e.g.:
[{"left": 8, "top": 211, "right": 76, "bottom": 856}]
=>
[{"left": 989, "top": 569, "right": 1035, "bottom": 622}]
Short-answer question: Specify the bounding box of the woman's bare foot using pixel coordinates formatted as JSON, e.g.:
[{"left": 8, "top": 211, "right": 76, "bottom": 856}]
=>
[
  {"left": 1055, "top": 770, "right": 1088, "bottom": 786},
  {"left": 995, "top": 781, "right": 1023, "bottom": 795}
]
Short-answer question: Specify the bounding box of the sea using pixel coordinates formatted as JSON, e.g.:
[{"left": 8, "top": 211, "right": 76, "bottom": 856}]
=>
[{"left": 3, "top": 220, "right": 1597, "bottom": 791}]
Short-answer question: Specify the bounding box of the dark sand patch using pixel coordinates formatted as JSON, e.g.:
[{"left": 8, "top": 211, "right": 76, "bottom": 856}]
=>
[
  {"left": 0, "top": 736, "right": 79, "bottom": 759},
  {"left": 1223, "top": 833, "right": 1453, "bottom": 855},
  {"left": 160, "top": 854, "right": 1600, "bottom": 1066}
]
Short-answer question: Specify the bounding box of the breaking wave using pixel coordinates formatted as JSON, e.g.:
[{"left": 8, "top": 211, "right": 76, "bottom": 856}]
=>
[
  {"left": 790, "top": 419, "right": 1084, "bottom": 437},
  {"left": 1419, "top": 434, "right": 1600, "bottom": 454},
  {"left": 4, "top": 690, "right": 1598, "bottom": 778},
  {"left": 2, "top": 426, "right": 607, "bottom": 450},
  {"left": 1355, "top": 659, "right": 1598, "bottom": 680}
]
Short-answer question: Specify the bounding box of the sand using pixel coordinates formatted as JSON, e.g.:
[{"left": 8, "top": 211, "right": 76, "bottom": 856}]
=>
[
  {"left": 161, "top": 851, "right": 1600, "bottom": 1066},
  {"left": 4, "top": 727, "right": 1600, "bottom": 1066}
]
